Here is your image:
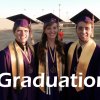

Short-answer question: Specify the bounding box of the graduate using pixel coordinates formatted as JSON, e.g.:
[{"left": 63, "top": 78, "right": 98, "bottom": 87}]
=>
[
  {"left": 0, "top": 14, "right": 37, "bottom": 100},
  {"left": 65, "top": 9, "right": 100, "bottom": 100},
  {"left": 34, "top": 13, "right": 66, "bottom": 100}
]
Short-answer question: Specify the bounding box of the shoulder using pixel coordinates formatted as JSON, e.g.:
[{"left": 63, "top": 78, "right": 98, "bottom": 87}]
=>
[
  {"left": 33, "top": 42, "right": 41, "bottom": 57},
  {"left": 0, "top": 46, "right": 12, "bottom": 72},
  {"left": 61, "top": 42, "right": 73, "bottom": 56},
  {"left": 94, "top": 44, "right": 100, "bottom": 55},
  {"left": 63, "top": 42, "right": 73, "bottom": 51},
  {"left": 34, "top": 42, "right": 40, "bottom": 48},
  {"left": 0, "top": 47, "right": 11, "bottom": 64},
  {"left": 0, "top": 46, "right": 10, "bottom": 57},
  {"left": 33, "top": 42, "right": 40, "bottom": 52},
  {"left": 96, "top": 44, "right": 100, "bottom": 50}
]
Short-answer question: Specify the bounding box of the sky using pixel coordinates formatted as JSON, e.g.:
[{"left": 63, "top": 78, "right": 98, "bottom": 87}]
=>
[{"left": 0, "top": 0, "right": 100, "bottom": 21}]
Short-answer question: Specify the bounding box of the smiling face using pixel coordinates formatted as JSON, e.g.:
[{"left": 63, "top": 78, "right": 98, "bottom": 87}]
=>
[
  {"left": 76, "top": 21, "right": 93, "bottom": 44},
  {"left": 14, "top": 26, "right": 29, "bottom": 45},
  {"left": 44, "top": 22, "right": 58, "bottom": 41}
]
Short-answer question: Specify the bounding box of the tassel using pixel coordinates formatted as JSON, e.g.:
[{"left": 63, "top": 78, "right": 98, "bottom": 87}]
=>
[{"left": 91, "top": 15, "right": 94, "bottom": 38}]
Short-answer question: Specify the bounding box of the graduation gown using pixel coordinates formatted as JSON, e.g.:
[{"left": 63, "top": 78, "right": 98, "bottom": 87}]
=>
[
  {"left": 34, "top": 42, "right": 66, "bottom": 100},
  {"left": 0, "top": 42, "right": 37, "bottom": 100},
  {"left": 65, "top": 41, "right": 100, "bottom": 100}
]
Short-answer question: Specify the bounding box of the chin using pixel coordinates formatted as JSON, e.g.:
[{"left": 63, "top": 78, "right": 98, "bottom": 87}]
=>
[
  {"left": 82, "top": 39, "right": 89, "bottom": 43},
  {"left": 21, "top": 40, "right": 27, "bottom": 44},
  {"left": 48, "top": 36, "right": 55, "bottom": 39}
]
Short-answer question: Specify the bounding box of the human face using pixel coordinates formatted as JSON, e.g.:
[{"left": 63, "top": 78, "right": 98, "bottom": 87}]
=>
[
  {"left": 44, "top": 23, "right": 58, "bottom": 41},
  {"left": 14, "top": 26, "right": 29, "bottom": 45},
  {"left": 76, "top": 21, "right": 93, "bottom": 44}
]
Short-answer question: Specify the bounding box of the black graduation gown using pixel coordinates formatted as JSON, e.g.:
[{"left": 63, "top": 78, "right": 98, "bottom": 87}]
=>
[
  {"left": 0, "top": 45, "right": 37, "bottom": 100},
  {"left": 64, "top": 42, "right": 100, "bottom": 100},
  {"left": 34, "top": 42, "right": 66, "bottom": 100}
]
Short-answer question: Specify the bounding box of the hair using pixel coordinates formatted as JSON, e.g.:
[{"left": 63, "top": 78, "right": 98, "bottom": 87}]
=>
[{"left": 38, "top": 21, "right": 65, "bottom": 65}]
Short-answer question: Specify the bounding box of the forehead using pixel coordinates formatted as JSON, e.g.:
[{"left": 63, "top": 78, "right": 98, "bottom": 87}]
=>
[
  {"left": 45, "top": 22, "right": 58, "bottom": 28},
  {"left": 16, "top": 26, "right": 29, "bottom": 30},
  {"left": 77, "top": 21, "right": 92, "bottom": 26},
  {"left": 77, "top": 21, "right": 92, "bottom": 27}
]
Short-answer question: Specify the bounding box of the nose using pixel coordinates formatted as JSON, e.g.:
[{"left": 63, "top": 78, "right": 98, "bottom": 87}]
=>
[
  {"left": 21, "top": 30, "right": 25, "bottom": 35},
  {"left": 82, "top": 28, "right": 86, "bottom": 34},
  {"left": 50, "top": 28, "right": 55, "bottom": 33}
]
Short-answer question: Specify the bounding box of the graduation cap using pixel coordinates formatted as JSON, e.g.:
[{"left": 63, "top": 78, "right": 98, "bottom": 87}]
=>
[
  {"left": 70, "top": 9, "right": 99, "bottom": 24},
  {"left": 37, "top": 13, "right": 63, "bottom": 24},
  {"left": 7, "top": 14, "right": 37, "bottom": 27}
]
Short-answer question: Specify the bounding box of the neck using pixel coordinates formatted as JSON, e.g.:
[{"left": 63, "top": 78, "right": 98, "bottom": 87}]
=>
[
  {"left": 79, "top": 40, "right": 90, "bottom": 46},
  {"left": 47, "top": 39, "right": 55, "bottom": 49},
  {"left": 15, "top": 39, "right": 26, "bottom": 46},
  {"left": 15, "top": 39, "right": 27, "bottom": 47},
  {"left": 79, "top": 41, "right": 85, "bottom": 46},
  {"left": 22, "top": 43, "right": 26, "bottom": 46}
]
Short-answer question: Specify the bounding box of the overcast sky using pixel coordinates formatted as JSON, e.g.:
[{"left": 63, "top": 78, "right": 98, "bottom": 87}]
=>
[{"left": 0, "top": 0, "right": 100, "bottom": 21}]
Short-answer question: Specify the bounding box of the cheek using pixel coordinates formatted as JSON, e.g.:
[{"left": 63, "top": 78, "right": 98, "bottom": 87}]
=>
[
  {"left": 14, "top": 33, "right": 19, "bottom": 38},
  {"left": 26, "top": 32, "right": 29, "bottom": 37},
  {"left": 88, "top": 32, "right": 92, "bottom": 37},
  {"left": 55, "top": 30, "right": 58, "bottom": 34},
  {"left": 45, "top": 31, "right": 49, "bottom": 36},
  {"left": 76, "top": 30, "right": 80, "bottom": 36}
]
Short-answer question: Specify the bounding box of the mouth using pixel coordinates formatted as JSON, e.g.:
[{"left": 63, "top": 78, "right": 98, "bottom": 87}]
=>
[
  {"left": 50, "top": 33, "right": 56, "bottom": 35},
  {"left": 21, "top": 37, "right": 26, "bottom": 39},
  {"left": 50, "top": 34, "right": 55, "bottom": 35},
  {"left": 20, "top": 37, "right": 27, "bottom": 40},
  {"left": 21, "top": 35, "right": 27, "bottom": 39},
  {"left": 80, "top": 33, "right": 88, "bottom": 37}
]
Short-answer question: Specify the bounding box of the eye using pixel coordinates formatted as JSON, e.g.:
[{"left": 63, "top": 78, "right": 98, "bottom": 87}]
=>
[
  {"left": 24, "top": 30, "right": 29, "bottom": 32},
  {"left": 78, "top": 27, "right": 83, "bottom": 31},
  {"left": 46, "top": 27, "right": 51, "bottom": 30},
  {"left": 53, "top": 26, "right": 57, "bottom": 29},
  {"left": 16, "top": 30, "right": 21, "bottom": 33},
  {"left": 85, "top": 27, "right": 90, "bottom": 31}
]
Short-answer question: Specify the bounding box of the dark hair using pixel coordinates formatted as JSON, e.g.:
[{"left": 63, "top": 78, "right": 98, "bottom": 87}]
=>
[{"left": 38, "top": 22, "right": 65, "bottom": 65}]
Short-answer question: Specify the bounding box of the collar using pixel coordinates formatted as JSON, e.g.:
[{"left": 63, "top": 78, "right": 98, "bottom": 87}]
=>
[
  {"left": 78, "top": 40, "right": 89, "bottom": 50},
  {"left": 15, "top": 40, "right": 28, "bottom": 51}
]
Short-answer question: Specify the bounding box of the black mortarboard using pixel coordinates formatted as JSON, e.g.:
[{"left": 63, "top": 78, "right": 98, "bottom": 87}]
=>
[
  {"left": 70, "top": 9, "right": 99, "bottom": 24},
  {"left": 37, "top": 13, "right": 63, "bottom": 23},
  {"left": 7, "top": 14, "right": 37, "bottom": 27}
]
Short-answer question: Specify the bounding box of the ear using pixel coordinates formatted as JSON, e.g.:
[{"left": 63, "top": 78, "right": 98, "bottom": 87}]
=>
[{"left": 91, "top": 27, "right": 94, "bottom": 38}]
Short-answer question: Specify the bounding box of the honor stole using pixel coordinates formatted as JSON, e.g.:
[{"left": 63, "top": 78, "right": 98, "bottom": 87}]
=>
[
  {"left": 9, "top": 41, "right": 34, "bottom": 89},
  {"left": 67, "top": 39, "right": 96, "bottom": 92},
  {"left": 38, "top": 46, "right": 65, "bottom": 94}
]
